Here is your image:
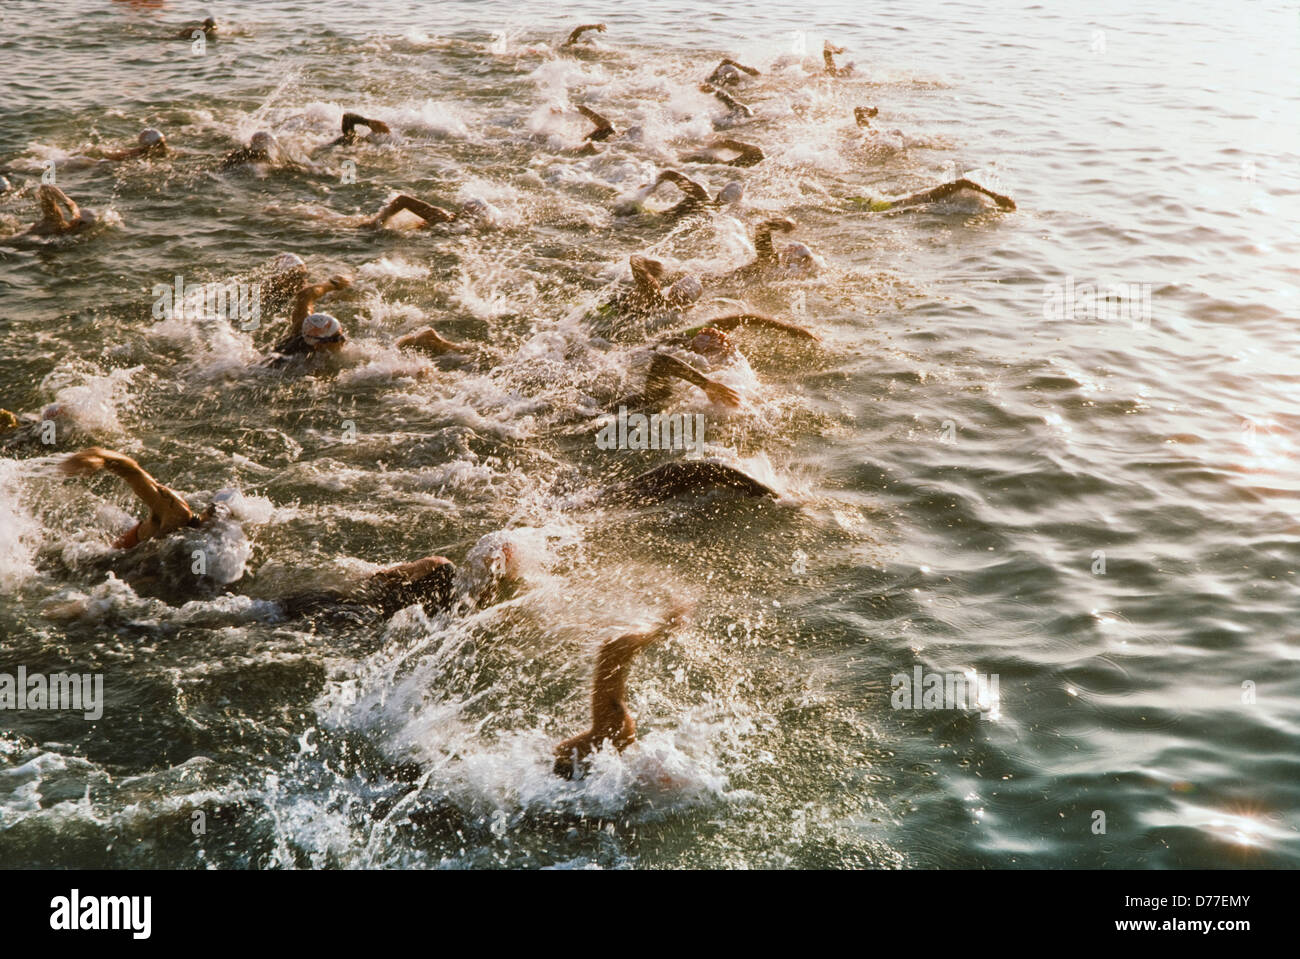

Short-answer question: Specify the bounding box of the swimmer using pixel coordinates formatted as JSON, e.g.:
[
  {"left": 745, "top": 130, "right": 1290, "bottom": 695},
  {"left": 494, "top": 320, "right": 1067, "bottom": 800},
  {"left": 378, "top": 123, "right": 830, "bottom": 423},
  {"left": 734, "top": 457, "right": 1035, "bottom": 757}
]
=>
[
  {"left": 727, "top": 218, "right": 819, "bottom": 278},
  {"left": 100, "top": 128, "right": 169, "bottom": 161},
  {"left": 862, "top": 177, "right": 1016, "bottom": 212},
  {"left": 823, "top": 40, "right": 854, "bottom": 77},
  {"left": 621, "top": 314, "right": 819, "bottom": 410},
  {"left": 59, "top": 448, "right": 215, "bottom": 549},
  {"left": 621, "top": 254, "right": 704, "bottom": 315},
  {"left": 328, "top": 112, "right": 393, "bottom": 148},
  {"left": 679, "top": 137, "right": 765, "bottom": 168},
  {"left": 176, "top": 17, "right": 217, "bottom": 40},
  {"left": 563, "top": 23, "right": 606, "bottom": 46},
  {"left": 367, "top": 193, "right": 458, "bottom": 229},
  {"left": 220, "top": 131, "right": 281, "bottom": 170},
  {"left": 553, "top": 603, "right": 692, "bottom": 779},
  {"left": 276, "top": 556, "right": 457, "bottom": 623},
  {"left": 666, "top": 311, "right": 821, "bottom": 346},
  {"left": 617, "top": 348, "right": 743, "bottom": 411},
  {"left": 277, "top": 533, "right": 521, "bottom": 623},
  {"left": 0, "top": 403, "right": 74, "bottom": 452},
  {"left": 578, "top": 105, "right": 616, "bottom": 143},
  {"left": 269, "top": 273, "right": 352, "bottom": 350},
  {"left": 706, "top": 58, "right": 761, "bottom": 87},
  {"left": 264, "top": 312, "right": 348, "bottom": 368},
  {"left": 624, "top": 169, "right": 741, "bottom": 220},
  {"left": 3, "top": 185, "right": 99, "bottom": 240}
]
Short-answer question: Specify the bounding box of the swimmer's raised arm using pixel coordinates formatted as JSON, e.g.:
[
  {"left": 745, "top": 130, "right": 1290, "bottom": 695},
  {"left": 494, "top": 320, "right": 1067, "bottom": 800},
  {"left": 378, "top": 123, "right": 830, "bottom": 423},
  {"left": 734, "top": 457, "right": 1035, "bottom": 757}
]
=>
[
  {"left": 564, "top": 23, "right": 606, "bottom": 46},
  {"left": 577, "top": 105, "right": 615, "bottom": 142},
  {"left": 286, "top": 275, "right": 351, "bottom": 341},
  {"left": 823, "top": 40, "right": 854, "bottom": 76},
  {"left": 553, "top": 602, "right": 693, "bottom": 779},
  {"left": 707, "top": 58, "right": 761, "bottom": 84},
  {"left": 652, "top": 169, "right": 711, "bottom": 218},
  {"left": 754, "top": 217, "right": 796, "bottom": 261},
  {"left": 60, "top": 447, "right": 195, "bottom": 548}
]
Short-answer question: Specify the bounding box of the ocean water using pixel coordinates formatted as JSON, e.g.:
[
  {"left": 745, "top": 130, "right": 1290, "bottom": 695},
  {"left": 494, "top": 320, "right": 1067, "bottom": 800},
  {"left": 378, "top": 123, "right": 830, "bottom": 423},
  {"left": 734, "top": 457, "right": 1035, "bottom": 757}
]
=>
[{"left": 1, "top": 0, "right": 1298, "bottom": 868}]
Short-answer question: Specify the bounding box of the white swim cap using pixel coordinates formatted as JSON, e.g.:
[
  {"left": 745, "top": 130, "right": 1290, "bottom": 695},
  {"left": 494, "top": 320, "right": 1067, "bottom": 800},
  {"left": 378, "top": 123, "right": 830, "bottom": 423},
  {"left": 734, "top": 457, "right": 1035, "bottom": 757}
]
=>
[
  {"left": 273, "top": 252, "right": 305, "bottom": 272},
  {"left": 76, "top": 207, "right": 99, "bottom": 228},
  {"left": 717, "top": 180, "right": 744, "bottom": 205},
  {"left": 780, "top": 242, "right": 816, "bottom": 272},
  {"left": 0, "top": 175, "right": 12, "bottom": 193},
  {"left": 249, "top": 131, "right": 277, "bottom": 154},
  {"left": 667, "top": 274, "right": 703, "bottom": 304},
  {"left": 211, "top": 487, "right": 239, "bottom": 505},
  {"left": 459, "top": 198, "right": 500, "bottom": 223},
  {"left": 716, "top": 64, "right": 742, "bottom": 83},
  {"left": 301, "top": 312, "right": 342, "bottom": 345},
  {"left": 138, "top": 128, "right": 165, "bottom": 148}
]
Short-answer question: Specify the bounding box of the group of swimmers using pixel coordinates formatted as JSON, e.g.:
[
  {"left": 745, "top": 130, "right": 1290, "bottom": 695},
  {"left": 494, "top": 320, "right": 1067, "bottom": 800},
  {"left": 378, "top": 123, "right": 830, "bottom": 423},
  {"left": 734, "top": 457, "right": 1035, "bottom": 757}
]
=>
[{"left": 2, "top": 19, "right": 1016, "bottom": 781}]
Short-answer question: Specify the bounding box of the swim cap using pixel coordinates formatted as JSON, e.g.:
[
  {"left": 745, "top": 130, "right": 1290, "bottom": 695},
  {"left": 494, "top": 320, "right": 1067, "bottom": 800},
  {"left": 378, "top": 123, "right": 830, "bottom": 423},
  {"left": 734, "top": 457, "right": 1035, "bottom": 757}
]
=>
[
  {"left": 716, "top": 64, "right": 742, "bottom": 84},
  {"left": 780, "top": 242, "right": 816, "bottom": 272},
  {"left": 301, "top": 312, "right": 342, "bottom": 345},
  {"left": 40, "top": 402, "right": 65, "bottom": 422},
  {"left": 667, "top": 274, "right": 703, "bottom": 305},
  {"left": 249, "top": 132, "right": 277, "bottom": 157},
  {"left": 76, "top": 207, "right": 99, "bottom": 228},
  {"left": 0, "top": 175, "right": 12, "bottom": 193},
  {"left": 273, "top": 252, "right": 305, "bottom": 272},
  {"left": 717, "top": 180, "right": 744, "bottom": 205},
  {"left": 138, "top": 128, "right": 165, "bottom": 148},
  {"left": 691, "top": 327, "right": 734, "bottom": 358}
]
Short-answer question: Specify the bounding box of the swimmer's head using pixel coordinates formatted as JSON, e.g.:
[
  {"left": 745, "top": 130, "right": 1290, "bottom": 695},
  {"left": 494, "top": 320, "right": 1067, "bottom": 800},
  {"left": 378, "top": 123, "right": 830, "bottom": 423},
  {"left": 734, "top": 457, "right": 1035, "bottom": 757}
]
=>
[
  {"left": 0, "top": 175, "right": 12, "bottom": 194},
  {"left": 301, "top": 312, "right": 345, "bottom": 351},
  {"left": 273, "top": 252, "right": 305, "bottom": 274},
  {"left": 455, "top": 531, "right": 523, "bottom": 607},
  {"left": 39, "top": 402, "right": 67, "bottom": 423},
  {"left": 249, "top": 131, "right": 278, "bottom": 159},
  {"left": 137, "top": 128, "right": 167, "bottom": 153},
  {"left": 779, "top": 242, "right": 818, "bottom": 275},
  {"left": 717, "top": 180, "right": 744, "bottom": 206},
  {"left": 75, "top": 207, "right": 99, "bottom": 229},
  {"left": 690, "top": 326, "right": 736, "bottom": 360},
  {"left": 714, "top": 63, "right": 742, "bottom": 86},
  {"left": 666, "top": 274, "right": 703, "bottom": 306},
  {"left": 459, "top": 197, "right": 500, "bottom": 225}
]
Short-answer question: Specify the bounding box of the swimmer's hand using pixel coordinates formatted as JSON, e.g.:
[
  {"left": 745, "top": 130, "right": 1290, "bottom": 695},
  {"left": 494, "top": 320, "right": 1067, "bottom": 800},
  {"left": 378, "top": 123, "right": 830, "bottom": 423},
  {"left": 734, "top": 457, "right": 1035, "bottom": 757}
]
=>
[
  {"left": 328, "top": 274, "right": 353, "bottom": 291},
  {"left": 703, "top": 379, "right": 742, "bottom": 408}
]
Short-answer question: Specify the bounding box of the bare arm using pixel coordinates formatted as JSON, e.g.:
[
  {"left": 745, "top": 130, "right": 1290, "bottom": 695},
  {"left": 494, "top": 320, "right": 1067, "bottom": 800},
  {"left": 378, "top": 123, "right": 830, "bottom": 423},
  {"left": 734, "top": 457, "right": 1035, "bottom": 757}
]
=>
[
  {"left": 704, "top": 312, "right": 820, "bottom": 340},
  {"left": 564, "top": 23, "right": 606, "bottom": 45},
  {"left": 646, "top": 352, "right": 741, "bottom": 407},
  {"left": 577, "top": 104, "right": 614, "bottom": 141},
  {"left": 753, "top": 217, "right": 796, "bottom": 261},
  {"left": 288, "top": 275, "right": 351, "bottom": 338},
  {"left": 60, "top": 447, "right": 194, "bottom": 542}
]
